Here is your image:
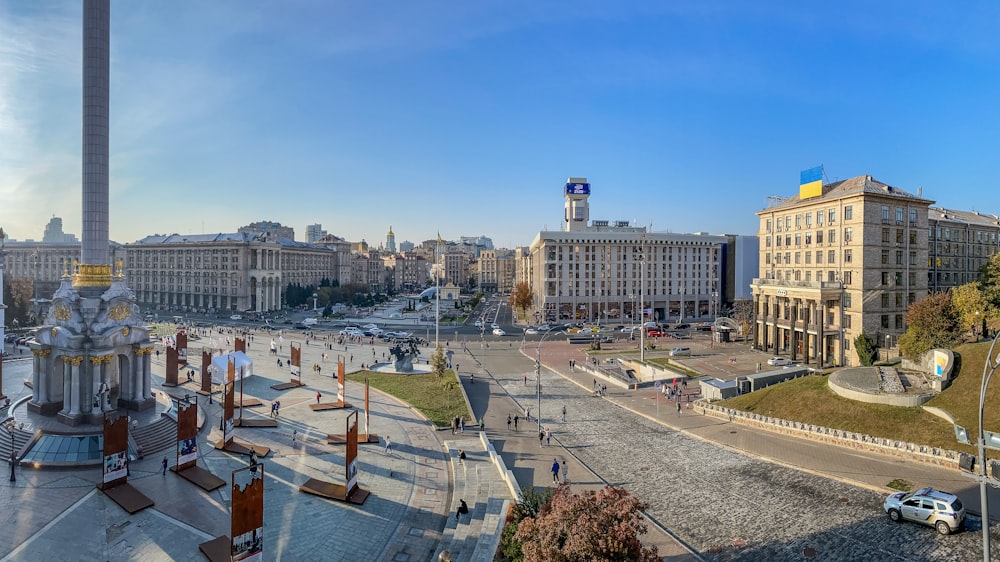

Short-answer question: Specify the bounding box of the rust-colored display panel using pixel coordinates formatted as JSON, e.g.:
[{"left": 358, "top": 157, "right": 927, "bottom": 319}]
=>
[
  {"left": 176, "top": 331, "right": 188, "bottom": 365},
  {"left": 290, "top": 343, "right": 301, "bottom": 382},
  {"left": 223, "top": 381, "right": 235, "bottom": 446},
  {"left": 102, "top": 415, "right": 129, "bottom": 487},
  {"left": 165, "top": 345, "right": 179, "bottom": 386},
  {"left": 175, "top": 396, "right": 198, "bottom": 471},
  {"left": 201, "top": 350, "right": 212, "bottom": 394},
  {"left": 231, "top": 465, "right": 264, "bottom": 562},
  {"left": 234, "top": 337, "right": 245, "bottom": 353}
]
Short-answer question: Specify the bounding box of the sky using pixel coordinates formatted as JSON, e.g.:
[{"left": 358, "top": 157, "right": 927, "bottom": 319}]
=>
[{"left": 2, "top": 1, "right": 999, "bottom": 249}]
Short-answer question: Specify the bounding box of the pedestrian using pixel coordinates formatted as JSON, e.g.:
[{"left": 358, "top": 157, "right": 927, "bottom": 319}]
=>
[
  {"left": 460, "top": 416, "right": 465, "bottom": 433},
  {"left": 270, "top": 403, "right": 276, "bottom": 418},
  {"left": 458, "top": 449, "right": 466, "bottom": 464},
  {"left": 455, "top": 498, "right": 469, "bottom": 520},
  {"left": 525, "top": 406, "right": 530, "bottom": 421},
  {"left": 316, "top": 392, "right": 322, "bottom": 404},
  {"left": 384, "top": 435, "right": 392, "bottom": 453},
  {"left": 479, "top": 417, "right": 485, "bottom": 432},
  {"left": 523, "top": 374, "right": 527, "bottom": 385},
  {"left": 538, "top": 429, "right": 545, "bottom": 447},
  {"left": 161, "top": 456, "right": 168, "bottom": 476},
  {"left": 551, "top": 458, "right": 560, "bottom": 483},
  {"left": 506, "top": 414, "right": 512, "bottom": 431},
  {"left": 593, "top": 378, "right": 596, "bottom": 390},
  {"left": 561, "top": 460, "right": 568, "bottom": 483},
  {"left": 275, "top": 400, "right": 280, "bottom": 416},
  {"left": 513, "top": 414, "right": 519, "bottom": 431},
  {"left": 545, "top": 428, "right": 551, "bottom": 446},
  {"left": 293, "top": 429, "right": 297, "bottom": 443},
  {"left": 677, "top": 400, "right": 682, "bottom": 415},
  {"left": 561, "top": 405, "right": 567, "bottom": 422},
  {"left": 451, "top": 417, "right": 458, "bottom": 435}
]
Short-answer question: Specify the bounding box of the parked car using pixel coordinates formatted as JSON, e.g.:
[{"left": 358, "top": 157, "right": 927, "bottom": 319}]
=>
[
  {"left": 492, "top": 328, "right": 506, "bottom": 336},
  {"left": 537, "top": 325, "right": 552, "bottom": 332},
  {"left": 696, "top": 324, "right": 714, "bottom": 332},
  {"left": 474, "top": 320, "right": 483, "bottom": 328},
  {"left": 668, "top": 346, "right": 691, "bottom": 357},
  {"left": 524, "top": 328, "right": 539, "bottom": 335},
  {"left": 229, "top": 314, "right": 243, "bottom": 320},
  {"left": 884, "top": 487, "right": 965, "bottom": 535},
  {"left": 673, "top": 323, "right": 690, "bottom": 330},
  {"left": 767, "top": 356, "right": 793, "bottom": 366}
]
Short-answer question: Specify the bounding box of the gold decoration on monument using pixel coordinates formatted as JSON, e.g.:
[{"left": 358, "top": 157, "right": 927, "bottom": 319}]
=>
[
  {"left": 54, "top": 305, "right": 72, "bottom": 321},
  {"left": 90, "top": 354, "right": 114, "bottom": 365},
  {"left": 122, "top": 326, "right": 130, "bottom": 337},
  {"left": 109, "top": 303, "right": 131, "bottom": 321},
  {"left": 115, "top": 258, "right": 125, "bottom": 279},
  {"left": 32, "top": 349, "right": 52, "bottom": 358},
  {"left": 51, "top": 328, "right": 58, "bottom": 337},
  {"left": 63, "top": 356, "right": 85, "bottom": 366},
  {"left": 72, "top": 263, "right": 113, "bottom": 287}
]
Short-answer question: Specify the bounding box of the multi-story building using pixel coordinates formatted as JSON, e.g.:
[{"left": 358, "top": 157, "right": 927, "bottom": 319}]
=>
[
  {"left": 752, "top": 174, "right": 934, "bottom": 367},
  {"left": 723, "top": 235, "right": 760, "bottom": 306},
  {"left": 238, "top": 220, "right": 294, "bottom": 240},
  {"left": 306, "top": 224, "right": 327, "bottom": 243},
  {"left": 529, "top": 178, "right": 725, "bottom": 326},
  {"left": 126, "top": 232, "right": 339, "bottom": 313},
  {"left": 927, "top": 207, "right": 1000, "bottom": 293},
  {"left": 383, "top": 252, "right": 430, "bottom": 294},
  {"left": 441, "top": 251, "right": 470, "bottom": 288}
]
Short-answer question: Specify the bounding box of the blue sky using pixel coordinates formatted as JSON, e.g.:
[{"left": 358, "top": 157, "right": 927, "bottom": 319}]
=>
[{"left": 2, "top": 1, "right": 998, "bottom": 248}]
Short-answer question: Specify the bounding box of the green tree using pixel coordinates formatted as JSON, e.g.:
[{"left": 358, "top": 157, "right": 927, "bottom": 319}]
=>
[
  {"left": 514, "top": 485, "right": 659, "bottom": 562},
  {"left": 854, "top": 332, "right": 878, "bottom": 366},
  {"left": 898, "top": 292, "right": 963, "bottom": 359},
  {"left": 430, "top": 345, "right": 447, "bottom": 377},
  {"left": 981, "top": 252, "right": 1000, "bottom": 311}
]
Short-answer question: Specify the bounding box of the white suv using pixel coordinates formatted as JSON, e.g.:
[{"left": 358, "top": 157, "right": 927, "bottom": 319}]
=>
[{"left": 883, "top": 487, "right": 965, "bottom": 535}]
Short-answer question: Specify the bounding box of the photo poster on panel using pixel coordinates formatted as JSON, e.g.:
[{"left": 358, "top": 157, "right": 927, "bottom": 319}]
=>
[
  {"left": 346, "top": 410, "right": 359, "bottom": 493},
  {"left": 176, "top": 330, "right": 188, "bottom": 364},
  {"left": 165, "top": 344, "right": 179, "bottom": 386},
  {"left": 176, "top": 396, "right": 198, "bottom": 470},
  {"left": 102, "top": 415, "right": 129, "bottom": 486},
  {"left": 231, "top": 465, "right": 264, "bottom": 562},
  {"left": 337, "top": 359, "right": 346, "bottom": 403},
  {"left": 201, "top": 350, "right": 212, "bottom": 394},
  {"left": 290, "top": 343, "right": 301, "bottom": 382},
  {"left": 224, "top": 381, "right": 235, "bottom": 445},
  {"left": 235, "top": 337, "right": 245, "bottom": 353}
]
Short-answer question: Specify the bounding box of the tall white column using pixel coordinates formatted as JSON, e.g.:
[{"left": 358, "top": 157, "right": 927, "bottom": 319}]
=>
[{"left": 81, "top": 0, "right": 110, "bottom": 266}]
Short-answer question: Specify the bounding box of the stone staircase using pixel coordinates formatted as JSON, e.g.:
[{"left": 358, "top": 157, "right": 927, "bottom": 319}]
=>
[
  {"left": 0, "top": 426, "right": 33, "bottom": 463},
  {"left": 437, "top": 439, "right": 511, "bottom": 562},
  {"left": 131, "top": 415, "right": 178, "bottom": 458}
]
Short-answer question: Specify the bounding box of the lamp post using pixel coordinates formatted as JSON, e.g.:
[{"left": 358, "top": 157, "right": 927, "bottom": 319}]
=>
[
  {"left": 534, "top": 329, "right": 563, "bottom": 434},
  {"left": 4, "top": 420, "right": 15, "bottom": 482},
  {"left": 976, "top": 332, "right": 1000, "bottom": 561}
]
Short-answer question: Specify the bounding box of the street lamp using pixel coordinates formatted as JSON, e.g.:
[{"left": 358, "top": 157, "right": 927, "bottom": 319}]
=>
[
  {"left": 534, "top": 329, "right": 564, "bottom": 434},
  {"left": 4, "top": 419, "right": 15, "bottom": 482}
]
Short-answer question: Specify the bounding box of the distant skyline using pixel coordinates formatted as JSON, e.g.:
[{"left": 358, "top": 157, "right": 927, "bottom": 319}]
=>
[{"left": 2, "top": 1, "right": 999, "bottom": 248}]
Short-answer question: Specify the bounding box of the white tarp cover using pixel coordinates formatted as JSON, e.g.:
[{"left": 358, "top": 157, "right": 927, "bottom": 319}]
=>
[{"left": 211, "top": 351, "right": 254, "bottom": 384}]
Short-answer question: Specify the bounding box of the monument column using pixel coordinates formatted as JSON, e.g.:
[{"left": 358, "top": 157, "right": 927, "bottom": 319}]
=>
[
  {"left": 61, "top": 359, "right": 72, "bottom": 415},
  {"left": 142, "top": 351, "right": 152, "bottom": 400}
]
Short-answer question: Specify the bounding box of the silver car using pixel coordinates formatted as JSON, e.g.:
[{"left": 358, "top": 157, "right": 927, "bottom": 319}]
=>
[{"left": 883, "top": 487, "right": 965, "bottom": 535}]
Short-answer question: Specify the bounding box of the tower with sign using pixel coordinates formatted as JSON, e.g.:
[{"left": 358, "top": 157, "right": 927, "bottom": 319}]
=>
[{"left": 563, "top": 177, "right": 591, "bottom": 232}]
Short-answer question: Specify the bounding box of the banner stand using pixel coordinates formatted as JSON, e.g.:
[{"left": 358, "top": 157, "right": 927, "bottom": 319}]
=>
[
  {"left": 301, "top": 410, "right": 369, "bottom": 505},
  {"left": 171, "top": 394, "right": 225, "bottom": 492},
  {"left": 214, "top": 362, "right": 272, "bottom": 456},
  {"left": 310, "top": 357, "right": 350, "bottom": 411},
  {"left": 329, "top": 374, "right": 378, "bottom": 444},
  {"left": 271, "top": 341, "right": 306, "bottom": 390},
  {"left": 200, "top": 464, "right": 264, "bottom": 562},
  {"left": 97, "top": 415, "right": 154, "bottom": 513}
]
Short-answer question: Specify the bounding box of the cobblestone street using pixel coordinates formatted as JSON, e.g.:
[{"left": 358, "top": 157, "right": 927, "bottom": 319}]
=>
[{"left": 481, "top": 346, "right": 1000, "bottom": 561}]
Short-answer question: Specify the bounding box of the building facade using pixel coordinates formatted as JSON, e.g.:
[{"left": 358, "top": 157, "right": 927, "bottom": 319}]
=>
[
  {"left": 752, "top": 174, "right": 934, "bottom": 367},
  {"left": 927, "top": 207, "right": 1000, "bottom": 293},
  {"left": 529, "top": 178, "right": 725, "bottom": 326}
]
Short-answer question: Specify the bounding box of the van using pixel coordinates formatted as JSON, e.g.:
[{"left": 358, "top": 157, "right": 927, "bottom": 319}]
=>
[{"left": 668, "top": 346, "right": 691, "bottom": 357}]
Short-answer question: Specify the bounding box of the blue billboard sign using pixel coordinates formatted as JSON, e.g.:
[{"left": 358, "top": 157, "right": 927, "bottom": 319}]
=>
[{"left": 565, "top": 182, "right": 590, "bottom": 195}]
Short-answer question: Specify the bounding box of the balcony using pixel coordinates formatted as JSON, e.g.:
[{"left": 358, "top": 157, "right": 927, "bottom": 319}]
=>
[{"left": 752, "top": 278, "right": 844, "bottom": 290}]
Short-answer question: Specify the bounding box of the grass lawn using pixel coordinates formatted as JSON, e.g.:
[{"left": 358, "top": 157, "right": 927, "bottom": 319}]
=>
[
  {"left": 346, "top": 370, "right": 471, "bottom": 428},
  {"left": 718, "top": 341, "right": 1000, "bottom": 457}
]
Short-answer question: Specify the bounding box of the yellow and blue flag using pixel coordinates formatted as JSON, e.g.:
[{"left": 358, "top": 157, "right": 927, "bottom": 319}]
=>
[{"left": 799, "top": 166, "right": 823, "bottom": 199}]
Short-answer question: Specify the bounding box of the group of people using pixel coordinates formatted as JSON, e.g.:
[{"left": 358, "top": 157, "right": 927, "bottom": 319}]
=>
[{"left": 270, "top": 400, "right": 281, "bottom": 417}]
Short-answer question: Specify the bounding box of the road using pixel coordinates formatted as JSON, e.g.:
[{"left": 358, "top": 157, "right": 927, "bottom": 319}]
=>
[{"left": 471, "top": 343, "right": 1000, "bottom": 561}]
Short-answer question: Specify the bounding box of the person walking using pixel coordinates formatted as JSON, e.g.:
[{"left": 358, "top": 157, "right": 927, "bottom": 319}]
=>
[
  {"left": 161, "top": 456, "right": 168, "bottom": 476},
  {"left": 561, "top": 460, "right": 568, "bottom": 483},
  {"left": 523, "top": 374, "right": 527, "bottom": 385},
  {"left": 545, "top": 427, "right": 552, "bottom": 446},
  {"left": 292, "top": 429, "right": 297, "bottom": 444},
  {"left": 561, "top": 405, "right": 567, "bottom": 422},
  {"left": 513, "top": 414, "right": 519, "bottom": 431},
  {"left": 316, "top": 392, "right": 322, "bottom": 404},
  {"left": 451, "top": 417, "right": 458, "bottom": 435},
  {"left": 479, "top": 417, "right": 485, "bottom": 432},
  {"left": 524, "top": 406, "right": 530, "bottom": 421},
  {"left": 551, "top": 458, "right": 560, "bottom": 483},
  {"left": 538, "top": 429, "right": 545, "bottom": 447},
  {"left": 459, "top": 416, "right": 465, "bottom": 433},
  {"left": 506, "top": 414, "right": 512, "bottom": 431},
  {"left": 676, "top": 400, "right": 682, "bottom": 416},
  {"left": 384, "top": 435, "right": 392, "bottom": 454}
]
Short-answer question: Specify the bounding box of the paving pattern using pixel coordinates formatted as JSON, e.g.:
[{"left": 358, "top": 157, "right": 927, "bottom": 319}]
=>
[{"left": 486, "top": 347, "right": 1000, "bottom": 562}]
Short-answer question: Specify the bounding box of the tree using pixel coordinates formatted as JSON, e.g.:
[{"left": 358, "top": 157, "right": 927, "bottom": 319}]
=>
[
  {"left": 501, "top": 486, "right": 556, "bottom": 562},
  {"left": 730, "top": 299, "right": 754, "bottom": 337},
  {"left": 430, "top": 345, "right": 447, "bottom": 377},
  {"left": 950, "top": 282, "right": 993, "bottom": 339},
  {"left": 513, "top": 485, "right": 659, "bottom": 562},
  {"left": 510, "top": 282, "right": 533, "bottom": 320},
  {"left": 898, "top": 292, "right": 963, "bottom": 359},
  {"left": 854, "top": 332, "right": 878, "bottom": 366},
  {"left": 4, "top": 277, "right": 34, "bottom": 326},
  {"left": 981, "top": 252, "right": 1000, "bottom": 312}
]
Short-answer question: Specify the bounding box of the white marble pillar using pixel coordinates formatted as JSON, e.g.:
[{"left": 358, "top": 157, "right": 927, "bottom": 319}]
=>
[
  {"left": 142, "top": 353, "right": 152, "bottom": 399},
  {"left": 62, "top": 360, "right": 72, "bottom": 415},
  {"left": 69, "top": 360, "right": 81, "bottom": 415}
]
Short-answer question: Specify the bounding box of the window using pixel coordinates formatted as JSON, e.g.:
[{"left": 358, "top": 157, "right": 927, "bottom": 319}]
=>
[
  {"left": 785, "top": 235, "right": 791, "bottom": 246},
  {"left": 795, "top": 234, "right": 802, "bottom": 246},
  {"left": 828, "top": 229, "right": 835, "bottom": 243},
  {"left": 896, "top": 293, "right": 903, "bottom": 307},
  {"left": 794, "top": 252, "right": 801, "bottom": 264},
  {"left": 896, "top": 251, "right": 903, "bottom": 265},
  {"left": 881, "top": 294, "right": 889, "bottom": 308},
  {"left": 844, "top": 249, "right": 852, "bottom": 263},
  {"left": 766, "top": 219, "right": 772, "bottom": 232},
  {"left": 816, "top": 230, "right": 823, "bottom": 244},
  {"left": 895, "top": 314, "right": 904, "bottom": 329},
  {"left": 817, "top": 210, "right": 824, "bottom": 225},
  {"left": 766, "top": 236, "right": 772, "bottom": 247},
  {"left": 882, "top": 228, "right": 890, "bottom": 244},
  {"left": 828, "top": 250, "right": 836, "bottom": 263},
  {"left": 910, "top": 231, "right": 917, "bottom": 245},
  {"left": 881, "top": 315, "right": 890, "bottom": 329},
  {"left": 844, "top": 314, "right": 852, "bottom": 329},
  {"left": 881, "top": 205, "right": 890, "bottom": 222},
  {"left": 909, "top": 292, "right": 916, "bottom": 304},
  {"left": 776, "top": 236, "right": 782, "bottom": 247},
  {"left": 844, "top": 271, "right": 852, "bottom": 285},
  {"left": 881, "top": 250, "right": 889, "bottom": 265},
  {"left": 816, "top": 250, "right": 823, "bottom": 264},
  {"left": 895, "top": 207, "right": 904, "bottom": 223},
  {"left": 882, "top": 272, "right": 890, "bottom": 285},
  {"left": 909, "top": 209, "right": 917, "bottom": 223},
  {"left": 785, "top": 216, "right": 791, "bottom": 230},
  {"left": 765, "top": 253, "right": 771, "bottom": 264},
  {"left": 795, "top": 215, "right": 801, "bottom": 229},
  {"left": 896, "top": 229, "right": 904, "bottom": 244},
  {"left": 843, "top": 293, "right": 852, "bottom": 307},
  {"left": 909, "top": 251, "right": 917, "bottom": 266},
  {"left": 829, "top": 208, "right": 837, "bottom": 223},
  {"left": 805, "top": 233, "right": 812, "bottom": 245},
  {"left": 805, "top": 214, "right": 812, "bottom": 227},
  {"left": 844, "top": 227, "right": 852, "bottom": 243}
]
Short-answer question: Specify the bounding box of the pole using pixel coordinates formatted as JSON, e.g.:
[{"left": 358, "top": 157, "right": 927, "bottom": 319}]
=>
[
  {"left": 639, "top": 245, "right": 645, "bottom": 362},
  {"left": 435, "top": 271, "right": 440, "bottom": 350},
  {"left": 977, "top": 330, "right": 1000, "bottom": 562}
]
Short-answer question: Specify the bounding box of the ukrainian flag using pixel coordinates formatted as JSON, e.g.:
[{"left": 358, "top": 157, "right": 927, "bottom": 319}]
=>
[{"left": 800, "top": 166, "right": 823, "bottom": 199}]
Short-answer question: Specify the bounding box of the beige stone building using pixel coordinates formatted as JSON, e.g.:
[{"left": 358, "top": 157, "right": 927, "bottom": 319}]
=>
[
  {"left": 927, "top": 207, "right": 1000, "bottom": 293},
  {"left": 752, "top": 175, "right": 934, "bottom": 367}
]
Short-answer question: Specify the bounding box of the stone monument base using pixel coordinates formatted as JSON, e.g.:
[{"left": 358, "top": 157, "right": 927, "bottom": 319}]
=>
[
  {"left": 27, "top": 400, "right": 63, "bottom": 416},
  {"left": 119, "top": 397, "right": 156, "bottom": 412}
]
